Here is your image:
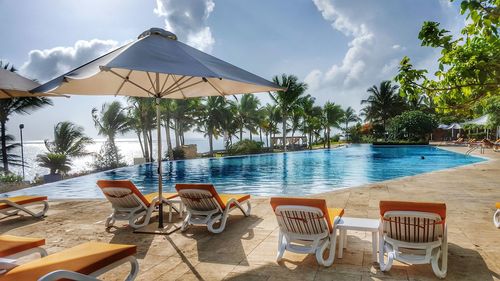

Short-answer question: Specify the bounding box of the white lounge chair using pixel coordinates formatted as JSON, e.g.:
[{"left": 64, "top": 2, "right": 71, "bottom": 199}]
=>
[
  {"left": 494, "top": 202, "right": 500, "bottom": 228},
  {"left": 0, "top": 196, "right": 49, "bottom": 219},
  {"left": 96, "top": 180, "right": 182, "bottom": 229},
  {"left": 0, "top": 242, "right": 138, "bottom": 281},
  {"left": 270, "top": 197, "right": 344, "bottom": 266},
  {"left": 379, "top": 201, "right": 447, "bottom": 279},
  {"left": 175, "top": 183, "right": 251, "bottom": 233}
]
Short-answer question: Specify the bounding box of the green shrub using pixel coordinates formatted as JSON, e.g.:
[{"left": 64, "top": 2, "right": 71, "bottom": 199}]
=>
[
  {"left": 36, "top": 153, "right": 72, "bottom": 175},
  {"left": 173, "top": 147, "right": 185, "bottom": 160},
  {"left": 227, "top": 140, "right": 263, "bottom": 156},
  {"left": 331, "top": 134, "right": 340, "bottom": 142},
  {"left": 0, "top": 173, "right": 23, "bottom": 183},
  {"left": 388, "top": 110, "right": 438, "bottom": 141}
]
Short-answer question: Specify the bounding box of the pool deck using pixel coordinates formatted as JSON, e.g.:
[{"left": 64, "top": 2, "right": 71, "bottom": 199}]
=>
[{"left": 1, "top": 145, "right": 499, "bottom": 281}]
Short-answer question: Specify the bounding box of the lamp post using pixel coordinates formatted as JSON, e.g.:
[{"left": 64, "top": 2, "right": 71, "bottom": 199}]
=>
[{"left": 19, "top": 124, "right": 25, "bottom": 180}]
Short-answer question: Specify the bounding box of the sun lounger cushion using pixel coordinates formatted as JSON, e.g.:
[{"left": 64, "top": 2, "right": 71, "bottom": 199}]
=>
[
  {"left": 0, "top": 235, "right": 45, "bottom": 257},
  {"left": 97, "top": 180, "right": 178, "bottom": 207},
  {"left": 380, "top": 201, "right": 446, "bottom": 220},
  {"left": 270, "top": 197, "right": 344, "bottom": 232},
  {"left": 0, "top": 242, "right": 136, "bottom": 281},
  {"left": 0, "top": 196, "right": 47, "bottom": 210},
  {"left": 176, "top": 184, "right": 250, "bottom": 210},
  {"left": 496, "top": 202, "right": 500, "bottom": 209}
]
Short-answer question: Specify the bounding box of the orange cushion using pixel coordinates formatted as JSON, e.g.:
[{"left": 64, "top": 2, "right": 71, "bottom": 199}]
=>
[
  {"left": 0, "top": 242, "right": 136, "bottom": 281},
  {"left": 496, "top": 202, "right": 500, "bottom": 209},
  {"left": 0, "top": 235, "right": 45, "bottom": 257},
  {"left": 97, "top": 180, "right": 151, "bottom": 207},
  {"left": 270, "top": 197, "right": 344, "bottom": 232},
  {"left": 176, "top": 183, "right": 250, "bottom": 210},
  {"left": 0, "top": 196, "right": 47, "bottom": 210},
  {"left": 379, "top": 201, "right": 446, "bottom": 221}
]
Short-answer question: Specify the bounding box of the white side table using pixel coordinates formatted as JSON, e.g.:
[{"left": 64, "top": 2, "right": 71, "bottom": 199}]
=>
[{"left": 337, "top": 217, "right": 380, "bottom": 262}]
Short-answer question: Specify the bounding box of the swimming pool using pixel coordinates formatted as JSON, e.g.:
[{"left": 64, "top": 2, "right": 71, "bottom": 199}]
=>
[{"left": 2, "top": 145, "right": 485, "bottom": 199}]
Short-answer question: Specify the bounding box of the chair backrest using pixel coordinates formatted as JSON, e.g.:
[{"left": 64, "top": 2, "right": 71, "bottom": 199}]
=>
[
  {"left": 97, "top": 180, "right": 150, "bottom": 210},
  {"left": 380, "top": 201, "right": 446, "bottom": 243},
  {"left": 270, "top": 197, "right": 334, "bottom": 235},
  {"left": 175, "top": 184, "right": 225, "bottom": 212}
]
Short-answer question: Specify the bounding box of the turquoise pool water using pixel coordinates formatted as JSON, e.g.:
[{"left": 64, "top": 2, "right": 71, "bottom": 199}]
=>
[{"left": 2, "top": 145, "right": 485, "bottom": 199}]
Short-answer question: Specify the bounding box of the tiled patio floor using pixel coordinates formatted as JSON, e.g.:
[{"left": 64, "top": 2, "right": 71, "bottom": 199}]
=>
[{"left": 1, "top": 146, "right": 499, "bottom": 280}]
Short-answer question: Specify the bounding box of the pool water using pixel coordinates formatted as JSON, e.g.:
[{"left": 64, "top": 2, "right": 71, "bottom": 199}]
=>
[{"left": 2, "top": 145, "right": 485, "bottom": 199}]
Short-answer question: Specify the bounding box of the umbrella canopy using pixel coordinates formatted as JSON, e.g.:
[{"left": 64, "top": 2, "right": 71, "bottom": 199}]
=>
[
  {"left": 447, "top": 123, "right": 462, "bottom": 130},
  {"left": 0, "top": 68, "right": 66, "bottom": 99},
  {"left": 462, "top": 115, "right": 489, "bottom": 126},
  {"left": 33, "top": 28, "right": 283, "bottom": 230},
  {"left": 33, "top": 28, "right": 280, "bottom": 98}
]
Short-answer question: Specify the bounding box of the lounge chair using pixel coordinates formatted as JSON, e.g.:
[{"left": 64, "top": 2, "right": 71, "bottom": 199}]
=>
[
  {"left": 379, "top": 201, "right": 447, "bottom": 279},
  {"left": 270, "top": 197, "right": 344, "bottom": 266},
  {"left": 0, "top": 242, "right": 138, "bottom": 281},
  {"left": 96, "top": 180, "right": 182, "bottom": 229},
  {"left": 494, "top": 202, "right": 500, "bottom": 228},
  {"left": 0, "top": 196, "right": 49, "bottom": 219},
  {"left": 175, "top": 183, "right": 251, "bottom": 233},
  {"left": 0, "top": 235, "right": 47, "bottom": 259}
]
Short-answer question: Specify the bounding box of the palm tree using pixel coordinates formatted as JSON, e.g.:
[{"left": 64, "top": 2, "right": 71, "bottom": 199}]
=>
[
  {"left": 127, "top": 97, "right": 156, "bottom": 161},
  {"left": 271, "top": 74, "right": 308, "bottom": 151},
  {"left": 197, "top": 97, "right": 231, "bottom": 156},
  {"left": 323, "top": 102, "right": 344, "bottom": 148},
  {"left": 160, "top": 99, "right": 175, "bottom": 160},
  {"left": 361, "top": 81, "right": 406, "bottom": 131},
  {"left": 0, "top": 98, "right": 53, "bottom": 173},
  {"left": 171, "top": 99, "right": 200, "bottom": 147},
  {"left": 300, "top": 96, "right": 323, "bottom": 149},
  {"left": 36, "top": 153, "right": 71, "bottom": 175},
  {"left": 44, "top": 121, "right": 93, "bottom": 158},
  {"left": 0, "top": 134, "right": 23, "bottom": 171},
  {"left": 234, "top": 94, "right": 261, "bottom": 141},
  {"left": 92, "top": 101, "right": 130, "bottom": 166},
  {"left": 342, "top": 107, "right": 360, "bottom": 141},
  {"left": 261, "top": 104, "right": 280, "bottom": 150}
]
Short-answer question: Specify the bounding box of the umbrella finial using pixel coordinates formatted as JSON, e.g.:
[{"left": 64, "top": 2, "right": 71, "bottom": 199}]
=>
[{"left": 138, "top": 28, "right": 177, "bottom": 41}]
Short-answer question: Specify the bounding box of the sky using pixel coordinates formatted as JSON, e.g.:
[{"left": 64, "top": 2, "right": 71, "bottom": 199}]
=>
[{"left": 1, "top": 0, "right": 464, "bottom": 141}]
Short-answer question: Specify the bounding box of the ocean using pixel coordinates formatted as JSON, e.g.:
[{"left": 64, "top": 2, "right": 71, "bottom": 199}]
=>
[{"left": 6, "top": 137, "right": 225, "bottom": 181}]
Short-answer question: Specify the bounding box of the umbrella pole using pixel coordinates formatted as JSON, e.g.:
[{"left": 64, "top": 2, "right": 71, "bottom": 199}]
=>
[{"left": 156, "top": 77, "right": 164, "bottom": 229}]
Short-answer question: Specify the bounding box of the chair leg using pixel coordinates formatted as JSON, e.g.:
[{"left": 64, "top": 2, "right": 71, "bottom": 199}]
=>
[
  {"left": 181, "top": 213, "right": 192, "bottom": 232},
  {"left": 379, "top": 243, "right": 394, "bottom": 272},
  {"left": 319, "top": 228, "right": 338, "bottom": 267},
  {"left": 276, "top": 232, "right": 286, "bottom": 262},
  {"left": 494, "top": 209, "right": 500, "bottom": 228},
  {"left": 207, "top": 214, "right": 225, "bottom": 233},
  {"left": 431, "top": 241, "right": 448, "bottom": 279}
]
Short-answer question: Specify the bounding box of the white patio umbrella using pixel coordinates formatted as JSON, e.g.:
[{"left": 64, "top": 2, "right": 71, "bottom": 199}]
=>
[
  {"left": 0, "top": 68, "right": 64, "bottom": 99},
  {"left": 32, "top": 28, "right": 283, "bottom": 230}
]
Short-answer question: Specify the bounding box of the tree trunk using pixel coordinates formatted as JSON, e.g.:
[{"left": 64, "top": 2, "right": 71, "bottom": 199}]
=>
[
  {"left": 259, "top": 128, "right": 263, "bottom": 143},
  {"left": 174, "top": 121, "right": 180, "bottom": 148},
  {"left": 265, "top": 132, "right": 269, "bottom": 147},
  {"left": 345, "top": 121, "right": 349, "bottom": 141},
  {"left": 239, "top": 126, "right": 243, "bottom": 141},
  {"left": 137, "top": 132, "right": 145, "bottom": 158},
  {"left": 147, "top": 130, "right": 153, "bottom": 161},
  {"left": 1, "top": 121, "right": 8, "bottom": 173},
  {"left": 282, "top": 112, "right": 287, "bottom": 152},
  {"left": 250, "top": 131, "right": 253, "bottom": 141},
  {"left": 164, "top": 119, "right": 173, "bottom": 160},
  {"left": 142, "top": 128, "right": 149, "bottom": 161},
  {"left": 208, "top": 130, "right": 214, "bottom": 157},
  {"left": 327, "top": 127, "right": 331, "bottom": 149}
]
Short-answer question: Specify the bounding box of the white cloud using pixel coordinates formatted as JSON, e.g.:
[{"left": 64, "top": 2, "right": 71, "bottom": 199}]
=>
[
  {"left": 20, "top": 39, "right": 118, "bottom": 82},
  {"left": 154, "top": 0, "right": 215, "bottom": 52}
]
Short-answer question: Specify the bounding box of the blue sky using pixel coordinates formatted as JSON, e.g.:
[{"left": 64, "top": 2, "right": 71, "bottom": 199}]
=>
[{"left": 1, "top": 0, "right": 463, "bottom": 140}]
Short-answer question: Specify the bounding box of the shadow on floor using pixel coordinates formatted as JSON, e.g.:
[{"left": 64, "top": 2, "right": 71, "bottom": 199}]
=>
[
  {"left": 180, "top": 214, "right": 263, "bottom": 266},
  {"left": 0, "top": 215, "right": 45, "bottom": 233}
]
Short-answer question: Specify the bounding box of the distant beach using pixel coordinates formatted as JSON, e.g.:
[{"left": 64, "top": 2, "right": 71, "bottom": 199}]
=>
[{"left": 8, "top": 138, "right": 225, "bottom": 181}]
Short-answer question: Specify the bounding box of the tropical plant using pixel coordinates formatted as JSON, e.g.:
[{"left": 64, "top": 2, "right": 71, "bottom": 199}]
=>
[
  {"left": 261, "top": 104, "right": 281, "bottom": 149},
  {"left": 91, "top": 101, "right": 130, "bottom": 167},
  {"left": 171, "top": 99, "right": 200, "bottom": 147},
  {"left": 44, "top": 121, "right": 93, "bottom": 158},
  {"left": 300, "top": 95, "right": 323, "bottom": 149},
  {"left": 388, "top": 110, "right": 438, "bottom": 141},
  {"left": 227, "top": 139, "right": 264, "bottom": 156},
  {"left": 271, "top": 74, "right": 308, "bottom": 151},
  {"left": 160, "top": 99, "right": 175, "bottom": 160},
  {"left": 323, "top": 102, "right": 344, "bottom": 148},
  {"left": 234, "top": 94, "right": 261, "bottom": 140},
  {"left": 0, "top": 173, "right": 23, "bottom": 183},
  {"left": 196, "top": 96, "right": 231, "bottom": 156},
  {"left": 36, "top": 153, "right": 71, "bottom": 175},
  {"left": 0, "top": 134, "right": 23, "bottom": 171},
  {"left": 394, "top": 0, "right": 499, "bottom": 114},
  {"left": 341, "top": 106, "right": 361, "bottom": 141},
  {"left": 361, "top": 81, "right": 406, "bottom": 132},
  {"left": 0, "top": 97, "right": 53, "bottom": 172},
  {"left": 127, "top": 97, "right": 155, "bottom": 162}
]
